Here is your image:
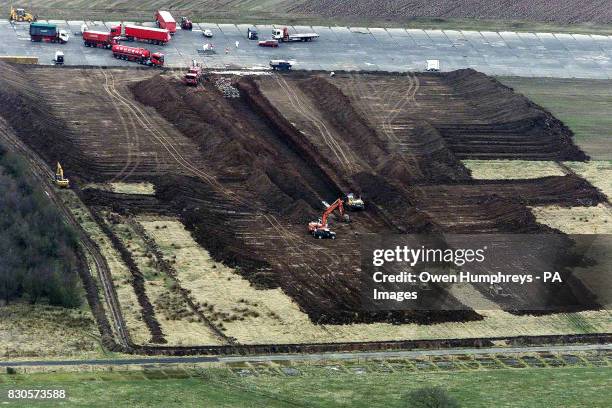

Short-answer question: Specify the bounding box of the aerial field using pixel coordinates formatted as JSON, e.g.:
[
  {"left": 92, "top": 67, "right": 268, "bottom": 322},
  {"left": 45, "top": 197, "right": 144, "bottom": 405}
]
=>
[
  {"left": 1, "top": 365, "right": 610, "bottom": 407},
  {"left": 0, "top": 62, "right": 609, "bottom": 349},
  {"left": 500, "top": 77, "right": 612, "bottom": 161}
]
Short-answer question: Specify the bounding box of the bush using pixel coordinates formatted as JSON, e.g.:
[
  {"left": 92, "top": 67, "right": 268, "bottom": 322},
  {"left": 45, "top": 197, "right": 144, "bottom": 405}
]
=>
[{"left": 405, "top": 386, "right": 460, "bottom": 408}]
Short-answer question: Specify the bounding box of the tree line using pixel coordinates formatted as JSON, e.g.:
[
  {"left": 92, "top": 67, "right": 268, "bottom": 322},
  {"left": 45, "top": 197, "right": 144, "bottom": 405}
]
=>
[{"left": 0, "top": 146, "right": 82, "bottom": 308}]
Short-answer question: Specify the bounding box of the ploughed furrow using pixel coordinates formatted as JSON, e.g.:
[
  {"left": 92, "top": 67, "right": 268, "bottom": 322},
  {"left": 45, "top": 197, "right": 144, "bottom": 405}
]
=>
[{"left": 131, "top": 74, "right": 477, "bottom": 325}]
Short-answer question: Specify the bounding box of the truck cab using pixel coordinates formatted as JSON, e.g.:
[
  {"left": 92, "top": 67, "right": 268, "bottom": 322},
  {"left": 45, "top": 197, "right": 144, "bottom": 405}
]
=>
[
  {"left": 53, "top": 51, "right": 64, "bottom": 65},
  {"left": 247, "top": 27, "right": 258, "bottom": 40},
  {"left": 150, "top": 53, "right": 164, "bottom": 67}
]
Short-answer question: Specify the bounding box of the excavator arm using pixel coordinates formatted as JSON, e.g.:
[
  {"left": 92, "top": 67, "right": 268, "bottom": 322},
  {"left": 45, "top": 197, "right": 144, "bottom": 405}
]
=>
[{"left": 320, "top": 198, "right": 344, "bottom": 226}]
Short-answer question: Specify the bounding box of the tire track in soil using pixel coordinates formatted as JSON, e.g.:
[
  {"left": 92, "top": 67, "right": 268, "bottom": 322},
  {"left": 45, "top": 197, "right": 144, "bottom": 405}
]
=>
[
  {"left": 98, "top": 69, "right": 342, "bottom": 322},
  {"left": 274, "top": 74, "right": 358, "bottom": 174},
  {"left": 100, "top": 69, "right": 143, "bottom": 183}
]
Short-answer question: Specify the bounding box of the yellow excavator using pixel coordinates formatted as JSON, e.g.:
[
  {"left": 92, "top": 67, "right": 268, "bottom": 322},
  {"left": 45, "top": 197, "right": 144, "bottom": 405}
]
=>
[
  {"left": 55, "top": 162, "right": 69, "bottom": 188},
  {"left": 9, "top": 6, "right": 36, "bottom": 22}
]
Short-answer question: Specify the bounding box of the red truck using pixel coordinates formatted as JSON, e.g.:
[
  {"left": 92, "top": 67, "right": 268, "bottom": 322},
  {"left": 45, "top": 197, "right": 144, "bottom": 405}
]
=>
[
  {"left": 110, "top": 24, "right": 171, "bottom": 45},
  {"left": 83, "top": 30, "right": 118, "bottom": 49},
  {"left": 155, "top": 10, "right": 176, "bottom": 34},
  {"left": 111, "top": 45, "right": 164, "bottom": 67}
]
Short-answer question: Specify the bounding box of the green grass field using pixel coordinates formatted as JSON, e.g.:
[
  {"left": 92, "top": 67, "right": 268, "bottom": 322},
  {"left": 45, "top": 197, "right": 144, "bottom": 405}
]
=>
[
  {"left": 1, "top": 366, "right": 610, "bottom": 407},
  {"left": 499, "top": 77, "right": 612, "bottom": 160}
]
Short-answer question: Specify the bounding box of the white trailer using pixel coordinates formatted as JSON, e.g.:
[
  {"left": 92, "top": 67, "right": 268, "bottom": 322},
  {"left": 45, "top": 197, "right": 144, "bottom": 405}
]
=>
[
  {"left": 426, "top": 59, "right": 440, "bottom": 71},
  {"left": 272, "top": 27, "right": 319, "bottom": 42}
]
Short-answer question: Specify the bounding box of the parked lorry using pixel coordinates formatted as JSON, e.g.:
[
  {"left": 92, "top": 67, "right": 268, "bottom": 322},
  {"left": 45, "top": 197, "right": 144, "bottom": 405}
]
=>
[
  {"left": 272, "top": 27, "right": 318, "bottom": 42},
  {"left": 83, "top": 30, "right": 118, "bottom": 48},
  {"left": 155, "top": 10, "right": 176, "bottom": 34},
  {"left": 110, "top": 24, "right": 171, "bottom": 45},
  {"left": 111, "top": 45, "right": 164, "bottom": 66},
  {"left": 30, "top": 22, "right": 69, "bottom": 44}
]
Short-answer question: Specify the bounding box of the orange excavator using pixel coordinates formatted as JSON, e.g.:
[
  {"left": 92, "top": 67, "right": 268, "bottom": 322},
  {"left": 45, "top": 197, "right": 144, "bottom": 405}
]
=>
[{"left": 308, "top": 198, "right": 349, "bottom": 239}]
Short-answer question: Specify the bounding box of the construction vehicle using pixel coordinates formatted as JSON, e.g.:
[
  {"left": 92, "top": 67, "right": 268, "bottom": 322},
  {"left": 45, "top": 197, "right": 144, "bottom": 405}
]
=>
[
  {"left": 247, "top": 27, "right": 258, "bottom": 40},
  {"left": 29, "top": 22, "right": 69, "bottom": 44},
  {"left": 180, "top": 17, "right": 193, "bottom": 30},
  {"left": 82, "top": 30, "right": 119, "bottom": 49},
  {"left": 111, "top": 44, "right": 164, "bottom": 67},
  {"left": 308, "top": 198, "right": 349, "bottom": 239},
  {"left": 183, "top": 62, "right": 204, "bottom": 86},
  {"left": 55, "top": 162, "right": 69, "bottom": 188},
  {"left": 155, "top": 10, "right": 176, "bottom": 34},
  {"left": 272, "top": 27, "right": 319, "bottom": 42},
  {"left": 110, "top": 24, "right": 171, "bottom": 45},
  {"left": 426, "top": 59, "right": 440, "bottom": 72},
  {"left": 345, "top": 193, "right": 365, "bottom": 210},
  {"left": 53, "top": 51, "right": 64, "bottom": 65},
  {"left": 270, "top": 60, "right": 293, "bottom": 71},
  {"left": 9, "top": 6, "right": 36, "bottom": 22}
]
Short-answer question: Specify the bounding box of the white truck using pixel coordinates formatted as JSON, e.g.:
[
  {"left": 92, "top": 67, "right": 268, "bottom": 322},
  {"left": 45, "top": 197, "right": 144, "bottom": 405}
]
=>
[
  {"left": 426, "top": 59, "right": 440, "bottom": 72},
  {"left": 272, "top": 27, "right": 319, "bottom": 42}
]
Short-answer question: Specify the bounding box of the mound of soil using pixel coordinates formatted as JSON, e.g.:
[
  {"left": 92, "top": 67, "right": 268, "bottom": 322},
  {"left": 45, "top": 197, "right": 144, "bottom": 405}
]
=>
[
  {"left": 0, "top": 63, "right": 91, "bottom": 178},
  {"left": 439, "top": 69, "right": 588, "bottom": 161}
]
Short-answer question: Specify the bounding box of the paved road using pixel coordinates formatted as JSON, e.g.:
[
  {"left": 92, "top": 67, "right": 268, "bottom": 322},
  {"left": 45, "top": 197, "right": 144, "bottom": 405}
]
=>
[
  {"left": 2, "top": 20, "right": 612, "bottom": 78},
  {"left": 1, "top": 344, "right": 610, "bottom": 367}
]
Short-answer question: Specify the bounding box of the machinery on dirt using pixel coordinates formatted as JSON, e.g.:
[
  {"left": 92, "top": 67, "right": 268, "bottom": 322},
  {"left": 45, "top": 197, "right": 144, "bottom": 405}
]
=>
[
  {"left": 53, "top": 51, "right": 64, "bottom": 65},
  {"left": 180, "top": 17, "right": 193, "bottom": 30},
  {"left": 111, "top": 44, "right": 164, "bottom": 67},
  {"left": 308, "top": 198, "right": 349, "bottom": 239},
  {"left": 272, "top": 27, "right": 319, "bottom": 42},
  {"left": 345, "top": 193, "right": 365, "bottom": 210},
  {"left": 183, "top": 61, "right": 204, "bottom": 86},
  {"left": 9, "top": 6, "right": 36, "bottom": 22},
  {"left": 54, "top": 162, "right": 69, "bottom": 188}
]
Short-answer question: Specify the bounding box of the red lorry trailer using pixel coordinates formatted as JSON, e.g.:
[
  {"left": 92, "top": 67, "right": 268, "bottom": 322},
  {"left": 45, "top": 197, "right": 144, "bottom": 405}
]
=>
[
  {"left": 155, "top": 10, "right": 176, "bottom": 34},
  {"left": 111, "top": 25, "right": 171, "bottom": 45},
  {"left": 83, "top": 30, "right": 117, "bottom": 48},
  {"left": 111, "top": 45, "right": 164, "bottom": 66}
]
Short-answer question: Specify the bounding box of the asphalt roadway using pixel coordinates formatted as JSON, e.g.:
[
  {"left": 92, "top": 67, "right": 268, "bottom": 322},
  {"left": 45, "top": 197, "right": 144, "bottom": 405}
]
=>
[
  {"left": 0, "top": 344, "right": 610, "bottom": 367},
  {"left": 2, "top": 19, "right": 612, "bottom": 78}
]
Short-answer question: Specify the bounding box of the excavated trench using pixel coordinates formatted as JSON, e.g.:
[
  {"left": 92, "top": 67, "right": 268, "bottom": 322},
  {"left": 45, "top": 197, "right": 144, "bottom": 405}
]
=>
[{"left": 0, "top": 64, "right": 603, "bottom": 328}]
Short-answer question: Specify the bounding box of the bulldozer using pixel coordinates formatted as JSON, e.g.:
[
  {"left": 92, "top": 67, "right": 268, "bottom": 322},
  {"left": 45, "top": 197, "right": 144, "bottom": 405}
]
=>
[
  {"left": 345, "top": 193, "right": 365, "bottom": 210},
  {"left": 9, "top": 6, "right": 36, "bottom": 22},
  {"left": 54, "top": 162, "right": 69, "bottom": 188}
]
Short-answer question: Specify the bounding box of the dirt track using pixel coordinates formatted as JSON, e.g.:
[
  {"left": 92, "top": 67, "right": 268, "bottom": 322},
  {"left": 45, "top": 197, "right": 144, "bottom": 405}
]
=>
[{"left": 0, "top": 63, "right": 604, "bottom": 332}]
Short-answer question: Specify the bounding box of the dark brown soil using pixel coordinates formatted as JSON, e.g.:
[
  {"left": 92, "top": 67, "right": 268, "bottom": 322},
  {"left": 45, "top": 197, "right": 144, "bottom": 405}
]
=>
[
  {"left": 0, "top": 65, "right": 601, "bottom": 328},
  {"left": 289, "top": 0, "right": 612, "bottom": 25}
]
